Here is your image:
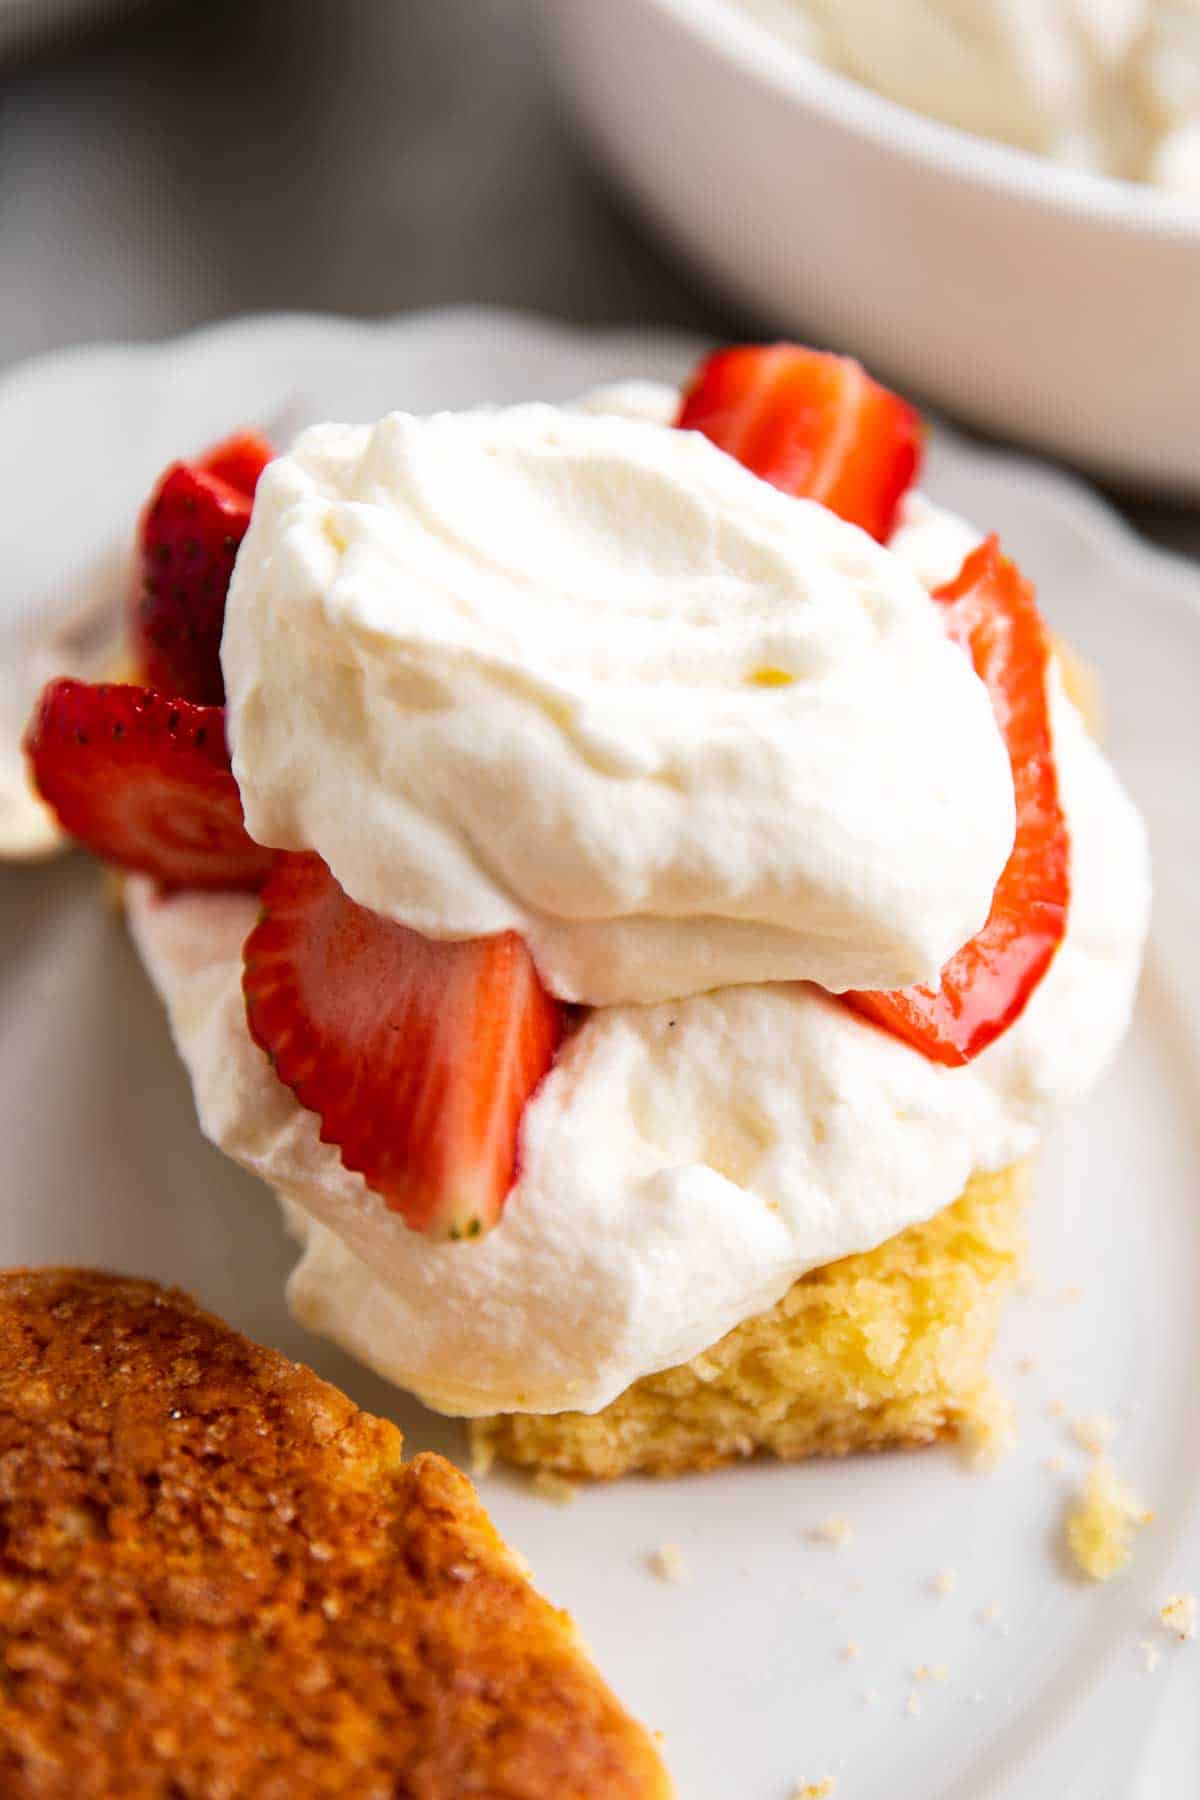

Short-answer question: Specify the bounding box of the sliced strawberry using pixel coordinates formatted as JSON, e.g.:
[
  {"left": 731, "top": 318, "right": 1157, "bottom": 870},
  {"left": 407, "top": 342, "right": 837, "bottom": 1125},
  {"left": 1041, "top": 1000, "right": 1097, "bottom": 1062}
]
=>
[
  {"left": 675, "top": 343, "right": 922, "bottom": 541},
  {"left": 846, "top": 538, "right": 1069, "bottom": 1066},
  {"left": 194, "top": 430, "right": 273, "bottom": 499},
  {"left": 132, "top": 431, "right": 273, "bottom": 706},
  {"left": 24, "top": 679, "right": 272, "bottom": 891},
  {"left": 242, "top": 853, "right": 566, "bottom": 1239}
]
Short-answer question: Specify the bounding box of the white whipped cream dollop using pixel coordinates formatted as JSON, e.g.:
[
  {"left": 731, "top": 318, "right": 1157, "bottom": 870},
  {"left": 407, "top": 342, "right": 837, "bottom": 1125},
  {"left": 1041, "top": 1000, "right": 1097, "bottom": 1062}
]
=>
[
  {"left": 736, "top": 0, "right": 1200, "bottom": 196},
  {"left": 223, "top": 403, "right": 1016, "bottom": 1004},
  {"left": 128, "top": 388, "right": 1150, "bottom": 1417}
]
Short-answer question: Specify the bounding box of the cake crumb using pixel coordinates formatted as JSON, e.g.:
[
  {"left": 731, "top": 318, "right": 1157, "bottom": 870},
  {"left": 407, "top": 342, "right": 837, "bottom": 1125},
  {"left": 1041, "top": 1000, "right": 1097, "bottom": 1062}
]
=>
[
  {"left": 904, "top": 1691, "right": 922, "bottom": 1718},
  {"left": 1067, "top": 1458, "right": 1152, "bottom": 1581},
  {"left": 1042, "top": 1455, "right": 1065, "bottom": 1473},
  {"left": 913, "top": 1663, "right": 949, "bottom": 1683},
  {"left": 930, "top": 1567, "right": 957, "bottom": 1596},
  {"left": 789, "top": 1781, "right": 835, "bottom": 1799},
  {"left": 811, "top": 1515, "right": 854, "bottom": 1549},
  {"left": 530, "top": 1470, "right": 578, "bottom": 1505},
  {"left": 1137, "top": 1639, "right": 1162, "bottom": 1674},
  {"left": 1058, "top": 1283, "right": 1084, "bottom": 1304},
  {"left": 959, "top": 1387, "right": 1014, "bottom": 1468},
  {"left": 650, "top": 1543, "right": 691, "bottom": 1585},
  {"left": 1071, "top": 1413, "right": 1117, "bottom": 1456},
  {"left": 839, "top": 1640, "right": 862, "bottom": 1663},
  {"left": 1015, "top": 1355, "right": 1038, "bottom": 1374},
  {"left": 1045, "top": 1400, "right": 1066, "bottom": 1419},
  {"left": 976, "top": 1601, "right": 1008, "bottom": 1634},
  {"left": 469, "top": 1435, "right": 495, "bottom": 1478},
  {"left": 1159, "top": 1593, "right": 1197, "bottom": 1641}
]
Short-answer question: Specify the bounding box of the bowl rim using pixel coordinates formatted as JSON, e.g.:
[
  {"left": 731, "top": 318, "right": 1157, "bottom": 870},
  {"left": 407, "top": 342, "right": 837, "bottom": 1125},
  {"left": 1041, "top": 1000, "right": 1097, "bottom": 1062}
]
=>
[{"left": 638, "top": 0, "right": 1200, "bottom": 242}]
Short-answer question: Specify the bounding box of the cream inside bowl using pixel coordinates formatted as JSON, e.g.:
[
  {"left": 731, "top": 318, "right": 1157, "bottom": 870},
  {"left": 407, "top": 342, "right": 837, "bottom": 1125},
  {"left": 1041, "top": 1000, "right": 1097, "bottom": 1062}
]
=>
[
  {"left": 734, "top": 0, "right": 1200, "bottom": 195},
  {"left": 543, "top": 0, "right": 1200, "bottom": 495}
]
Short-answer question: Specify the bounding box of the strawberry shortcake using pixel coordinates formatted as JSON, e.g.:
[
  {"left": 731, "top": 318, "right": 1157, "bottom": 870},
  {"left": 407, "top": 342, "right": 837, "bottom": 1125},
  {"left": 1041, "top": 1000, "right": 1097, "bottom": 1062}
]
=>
[{"left": 24, "top": 345, "right": 1150, "bottom": 1478}]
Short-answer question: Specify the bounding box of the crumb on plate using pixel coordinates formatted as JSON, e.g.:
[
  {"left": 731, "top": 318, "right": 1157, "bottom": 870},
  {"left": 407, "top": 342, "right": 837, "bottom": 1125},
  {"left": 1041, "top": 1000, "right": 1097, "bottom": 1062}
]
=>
[
  {"left": 811, "top": 1515, "right": 854, "bottom": 1548},
  {"left": 1067, "top": 1457, "right": 1152, "bottom": 1581},
  {"left": 650, "top": 1543, "right": 690, "bottom": 1585},
  {"left": 1159, "top": 1593, "right": 1197, "bottom": 1641},
  {"left": 469, "top": 1433, "right": 496, "bottom": 1478},
  {"left": 958, "top": 1386, "right": 1014, "bottom": 1467},
  {"left": 530, "top": 1470, "right": 579, "bottom": 1505},
  {"left": 1071, "top": 1413, "right": 1117, "bottom": 1456}
]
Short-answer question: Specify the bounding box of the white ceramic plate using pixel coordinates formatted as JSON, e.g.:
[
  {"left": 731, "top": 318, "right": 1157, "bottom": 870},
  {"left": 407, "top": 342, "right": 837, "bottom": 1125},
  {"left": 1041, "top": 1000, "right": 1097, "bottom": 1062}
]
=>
[{"left": 1, "top": 309, "right": 1197, "bottom": 1799}]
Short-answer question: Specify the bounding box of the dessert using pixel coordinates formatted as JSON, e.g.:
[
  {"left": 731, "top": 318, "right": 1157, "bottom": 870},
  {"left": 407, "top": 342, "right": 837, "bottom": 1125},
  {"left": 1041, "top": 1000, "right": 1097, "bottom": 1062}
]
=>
[
  {"left": 23, "top": 345, "right": 1150, "bottom": 1478},
  {"left": 735, "top": 0, "right": 1200, "bottom": 197},
  {"left": 0, "top": 1268, "right": 671, "bottom": 1798}
]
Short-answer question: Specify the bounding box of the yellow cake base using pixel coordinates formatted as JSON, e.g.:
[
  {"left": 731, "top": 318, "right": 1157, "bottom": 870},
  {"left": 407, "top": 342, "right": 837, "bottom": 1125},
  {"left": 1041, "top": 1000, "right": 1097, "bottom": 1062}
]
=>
[{"left": 472, "top": 1165, "right": 1029, "bottom": 1480}]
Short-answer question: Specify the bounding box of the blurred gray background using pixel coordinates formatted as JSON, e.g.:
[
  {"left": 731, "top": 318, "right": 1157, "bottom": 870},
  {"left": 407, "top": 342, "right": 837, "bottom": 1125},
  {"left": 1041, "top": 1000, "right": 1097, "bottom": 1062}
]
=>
[{"left": 1, "top": 0, "right": 1195, "bottom": 559}]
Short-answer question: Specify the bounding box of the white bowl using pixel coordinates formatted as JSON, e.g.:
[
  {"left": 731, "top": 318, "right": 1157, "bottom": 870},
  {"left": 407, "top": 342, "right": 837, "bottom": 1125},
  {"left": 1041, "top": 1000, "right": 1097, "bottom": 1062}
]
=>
[{"left": 543, "top": 0, "right": 1200, "bottom": 496}]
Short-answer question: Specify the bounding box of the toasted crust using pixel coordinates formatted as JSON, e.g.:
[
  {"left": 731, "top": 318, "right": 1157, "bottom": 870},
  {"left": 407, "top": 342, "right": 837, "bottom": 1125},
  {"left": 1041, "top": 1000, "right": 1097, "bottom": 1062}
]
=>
[
  {"left": 473, "top": 1166, "right": 1027, "bottom": 1479},
  {"left": 0, "top": 1269, "right": 671, "bottom": 1799}
]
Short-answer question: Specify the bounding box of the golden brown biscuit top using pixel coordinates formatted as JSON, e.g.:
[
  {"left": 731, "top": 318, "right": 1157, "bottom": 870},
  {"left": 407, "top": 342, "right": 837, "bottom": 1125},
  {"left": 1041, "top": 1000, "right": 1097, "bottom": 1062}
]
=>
[{"left": 0, "top": 1269, "right": 670, "bottom": 1800}]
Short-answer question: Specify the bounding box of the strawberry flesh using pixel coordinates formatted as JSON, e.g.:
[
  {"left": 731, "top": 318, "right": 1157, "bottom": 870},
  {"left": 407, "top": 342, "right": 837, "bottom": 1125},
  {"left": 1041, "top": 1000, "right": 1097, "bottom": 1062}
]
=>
[
  {"left": 194, "top": 431, "right": 273, "bottom": 500},
  {"left": 242, "top": 853, "right": 567, "bottom": 1239},
  {"left": 24, "top": 679, "right": 272, "bottom": 891},
  {"left": 846, "top": 538, "right": 1070, "bottom": 1066},
  {"left": 676, "top": 342, "right": 922, "bottom": 541},
  {"left": 132, "top": 432, "right": 272, "bottom": 706}
]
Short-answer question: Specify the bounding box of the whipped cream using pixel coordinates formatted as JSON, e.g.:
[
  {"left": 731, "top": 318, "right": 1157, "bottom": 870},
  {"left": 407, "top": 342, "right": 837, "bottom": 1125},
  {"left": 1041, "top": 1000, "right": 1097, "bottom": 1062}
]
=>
[
  {"left": 223, "top": 404, "right": 1016, "bottom": 1004},
  {"left": 127, "top": 391, "right": 1150, "bottom": 1417},
  {"left": 126, "top": 676, "right": 1148, "bottom": 1417},
  {"left": 736, "top": 0, "right": 1200, "bottom": 196}
]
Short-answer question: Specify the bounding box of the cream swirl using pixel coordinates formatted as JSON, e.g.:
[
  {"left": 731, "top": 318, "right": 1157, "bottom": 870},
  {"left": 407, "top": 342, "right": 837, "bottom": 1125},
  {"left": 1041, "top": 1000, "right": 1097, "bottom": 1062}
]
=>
[{"left": 222, "top": 404, "right": 1015, "bottom": 1004}]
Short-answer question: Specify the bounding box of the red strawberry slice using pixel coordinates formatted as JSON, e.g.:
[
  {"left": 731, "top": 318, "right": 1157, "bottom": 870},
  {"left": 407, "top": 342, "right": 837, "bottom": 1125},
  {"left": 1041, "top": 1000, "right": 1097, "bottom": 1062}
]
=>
[
  {"left": 24, "top": 679, "right": 273, "bottom": 891},
  {"left": 132, "top": 431, "right": 273, "bottom": 706},
  {"left": 195, "top": 430, "right": 273, "bottom": 499},
  {"left": 846, "top": 538, "right": 1070, "bottom": 1066},
  {"left": 242, "top": 853, "right": 567, "bottom": 1239},
  {"left": 675, "top": 343, "right": 922, "bottom": 541}
]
